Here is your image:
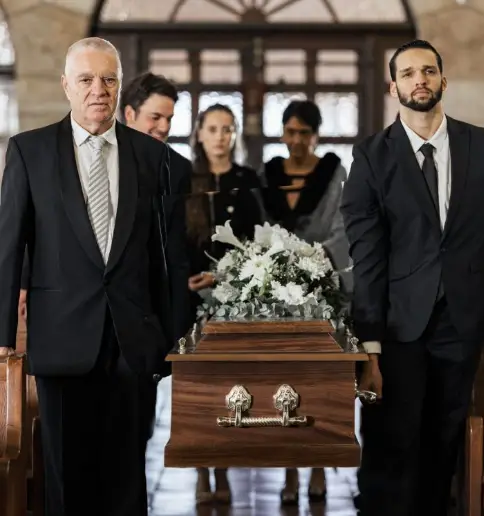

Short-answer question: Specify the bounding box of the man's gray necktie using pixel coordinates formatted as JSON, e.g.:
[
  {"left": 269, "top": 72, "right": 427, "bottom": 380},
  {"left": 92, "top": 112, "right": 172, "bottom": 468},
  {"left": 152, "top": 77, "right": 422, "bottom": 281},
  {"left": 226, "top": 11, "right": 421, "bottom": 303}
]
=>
[{"left": 87, "top": 136, "right": 110, "bottom": 263}]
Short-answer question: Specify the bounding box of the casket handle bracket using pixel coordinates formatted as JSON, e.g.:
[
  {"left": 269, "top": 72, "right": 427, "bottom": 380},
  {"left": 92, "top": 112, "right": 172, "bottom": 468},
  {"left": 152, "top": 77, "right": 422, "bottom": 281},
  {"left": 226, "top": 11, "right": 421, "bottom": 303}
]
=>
[
  {"left": 217, "top": 384, "right": 308, "bottom": 428},
  {"left": 355, "top": 380, "right": 378, "bottom": 404}
]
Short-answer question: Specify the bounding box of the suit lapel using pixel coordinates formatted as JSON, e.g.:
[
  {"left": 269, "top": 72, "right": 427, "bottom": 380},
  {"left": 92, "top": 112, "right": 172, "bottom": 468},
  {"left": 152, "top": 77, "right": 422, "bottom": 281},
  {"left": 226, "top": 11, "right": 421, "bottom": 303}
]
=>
[
  {"left": 105, "top": 123, "right": 138, "bottom": 273},
  {"left": 388, "top": 119, "right": 441, "bottom": 230},
  {"left": 442, "top": 117, "right": 469, "bottom": 240},
  {"left": 58, "top": 115, "right": 104, "bottom": 269}
]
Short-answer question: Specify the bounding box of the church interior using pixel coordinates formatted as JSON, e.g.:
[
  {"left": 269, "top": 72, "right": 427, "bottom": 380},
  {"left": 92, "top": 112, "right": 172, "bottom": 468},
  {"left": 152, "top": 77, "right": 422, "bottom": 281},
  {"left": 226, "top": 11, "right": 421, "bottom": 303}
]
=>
[{"left": 2, "top": 0, "right": 484, "bottom": 515}]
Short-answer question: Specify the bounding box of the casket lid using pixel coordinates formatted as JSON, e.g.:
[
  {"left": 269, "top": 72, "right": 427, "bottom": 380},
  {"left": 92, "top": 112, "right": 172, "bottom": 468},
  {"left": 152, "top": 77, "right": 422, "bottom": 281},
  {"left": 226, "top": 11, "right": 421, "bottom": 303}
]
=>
[{"left": 168, "top": 318, "right": 367, "bottom": 362}]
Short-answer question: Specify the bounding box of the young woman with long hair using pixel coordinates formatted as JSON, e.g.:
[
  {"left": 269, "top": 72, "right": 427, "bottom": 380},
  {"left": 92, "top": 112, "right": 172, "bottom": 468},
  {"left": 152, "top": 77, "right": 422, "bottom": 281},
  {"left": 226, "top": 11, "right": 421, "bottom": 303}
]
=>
[{"left": 186, "top": 103, "right": 262, "bottom": 505}]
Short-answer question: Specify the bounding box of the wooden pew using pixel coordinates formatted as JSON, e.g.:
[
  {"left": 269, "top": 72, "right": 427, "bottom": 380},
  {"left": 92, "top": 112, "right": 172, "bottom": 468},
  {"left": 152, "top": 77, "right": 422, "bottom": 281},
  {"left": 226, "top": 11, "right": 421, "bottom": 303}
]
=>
[
  {"left": 459, "top": 351, "right": 484, "bottom": 516},
  {"left": 16, "top": 316, "right": 44, "bottom": 516},
  {"left": 0, "top": 354, "right": 28, "bottom": 516}
]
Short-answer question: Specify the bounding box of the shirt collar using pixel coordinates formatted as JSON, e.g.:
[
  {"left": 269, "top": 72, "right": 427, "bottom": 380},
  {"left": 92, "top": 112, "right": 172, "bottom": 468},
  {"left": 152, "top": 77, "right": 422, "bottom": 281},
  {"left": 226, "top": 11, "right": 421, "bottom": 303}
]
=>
[
  {"left": 70, "top": 113, "right": 118, "bottom": 148},
  {"left": 400, "top": 114, "right": 448, "bottom": 154}
]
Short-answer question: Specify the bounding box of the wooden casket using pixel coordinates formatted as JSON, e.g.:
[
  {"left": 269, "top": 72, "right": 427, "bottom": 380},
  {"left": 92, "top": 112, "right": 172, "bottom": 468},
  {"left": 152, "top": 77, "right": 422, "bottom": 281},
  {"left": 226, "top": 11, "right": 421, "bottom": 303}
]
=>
[{"left": 164, "top": 318, "right": 369, "bottom": 468}]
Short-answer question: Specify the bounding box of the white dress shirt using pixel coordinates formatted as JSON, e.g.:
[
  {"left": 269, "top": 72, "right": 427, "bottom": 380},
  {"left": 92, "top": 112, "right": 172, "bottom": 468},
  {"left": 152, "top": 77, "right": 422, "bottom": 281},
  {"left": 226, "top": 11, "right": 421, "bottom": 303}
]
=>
[
  {"left": 70, "top": 115, "right": 119, "bottom": 261},
  {"left": 401, "top": 115, "right": 451, "bottom": 228},
  {"left": 362, "top": 115, "right": 451, "bottom": 355}
]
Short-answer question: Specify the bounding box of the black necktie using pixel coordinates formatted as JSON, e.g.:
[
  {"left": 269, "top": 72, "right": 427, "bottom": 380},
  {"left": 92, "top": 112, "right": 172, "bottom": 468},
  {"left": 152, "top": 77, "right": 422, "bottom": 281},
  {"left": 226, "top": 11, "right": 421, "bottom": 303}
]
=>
[{"left": 420, "top": 143, "right": 439, "bottom": 212}]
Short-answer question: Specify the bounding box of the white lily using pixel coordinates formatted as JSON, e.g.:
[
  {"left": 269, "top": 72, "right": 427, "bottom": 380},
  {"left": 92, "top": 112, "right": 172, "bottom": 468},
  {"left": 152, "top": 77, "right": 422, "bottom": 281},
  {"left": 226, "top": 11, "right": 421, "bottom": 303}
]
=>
[
  {"left": 199, "top": 221, "right": 345, "bottom": 325},
  {"left": 211, "top": 220, "right": 246, "bottom": 251},
  {"left": 253, "top": 222, "right": 274, "bottom": 247}
]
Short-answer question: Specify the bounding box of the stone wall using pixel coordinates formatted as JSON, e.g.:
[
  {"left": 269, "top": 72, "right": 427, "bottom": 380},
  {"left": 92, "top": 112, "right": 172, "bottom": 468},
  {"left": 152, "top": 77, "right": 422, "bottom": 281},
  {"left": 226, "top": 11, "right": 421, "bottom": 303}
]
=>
[
  {"left": 408, "top": 0, "right": 484, "bottom": 125},
  {"left": 1, "top": 0, "right": 96, "bottom": 130}
]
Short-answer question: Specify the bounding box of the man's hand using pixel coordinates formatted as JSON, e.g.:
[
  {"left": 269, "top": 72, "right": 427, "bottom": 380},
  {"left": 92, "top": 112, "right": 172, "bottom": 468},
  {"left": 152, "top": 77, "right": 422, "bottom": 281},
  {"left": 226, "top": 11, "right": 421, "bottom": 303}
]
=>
[
  {"left": 359, "top": 354, "right": 383, "bottom": 401},
  {"left": 18, "top": 288, "right": 27, "bottom": 322},
  {"left": 188, "top": 272, "right": 215, "bottom": 292},
  {"left": 0, "top": 347, "right": 15, "bottom": 358}
]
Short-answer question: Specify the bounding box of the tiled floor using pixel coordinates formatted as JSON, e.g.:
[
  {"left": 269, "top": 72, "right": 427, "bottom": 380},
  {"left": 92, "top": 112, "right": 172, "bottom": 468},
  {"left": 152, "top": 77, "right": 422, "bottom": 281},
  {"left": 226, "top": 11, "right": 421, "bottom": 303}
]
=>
[{"left": 146, "top": 377, "right": 361, "bottom": 516}]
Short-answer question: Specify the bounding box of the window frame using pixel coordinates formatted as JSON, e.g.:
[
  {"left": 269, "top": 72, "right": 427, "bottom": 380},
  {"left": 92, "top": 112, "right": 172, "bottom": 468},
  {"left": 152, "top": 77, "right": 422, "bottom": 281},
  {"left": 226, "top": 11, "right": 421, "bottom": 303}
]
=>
[{"left": 95, "top": 21, "right": 415, "bottom": 165}]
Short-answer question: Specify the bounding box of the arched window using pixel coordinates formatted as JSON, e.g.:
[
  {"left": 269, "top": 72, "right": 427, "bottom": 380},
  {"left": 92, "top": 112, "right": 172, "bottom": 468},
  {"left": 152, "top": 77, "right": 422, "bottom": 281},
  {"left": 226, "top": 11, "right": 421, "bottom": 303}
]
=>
[
  {"left": 93, "top": 0, "right": 415, "bottom": 168},
  {"left": 100, "top": 0, "right": 410, "bottom": 24}
]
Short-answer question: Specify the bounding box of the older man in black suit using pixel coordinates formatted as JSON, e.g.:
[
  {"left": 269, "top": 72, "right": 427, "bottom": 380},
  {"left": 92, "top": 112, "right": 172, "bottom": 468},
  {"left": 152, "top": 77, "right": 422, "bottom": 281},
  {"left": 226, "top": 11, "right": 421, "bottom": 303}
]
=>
[{"left": 0, "top": 37, "right": 188, "bottom": 516}]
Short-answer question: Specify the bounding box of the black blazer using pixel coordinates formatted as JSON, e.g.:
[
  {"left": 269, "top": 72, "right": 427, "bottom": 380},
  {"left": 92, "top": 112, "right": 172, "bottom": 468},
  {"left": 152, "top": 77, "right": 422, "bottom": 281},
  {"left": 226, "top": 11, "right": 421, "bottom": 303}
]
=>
[
  {"left": 152, "top": 145, "right": 191, "bottom": 343},
  {"left": 19, "top": 140, "right": 191, "bottom": 346},
  {"left": 0, "top": 115, "right": 184, "bottom": 376},
  {"left": 341, "top": 116, "right": 484, "bottom": 344}
]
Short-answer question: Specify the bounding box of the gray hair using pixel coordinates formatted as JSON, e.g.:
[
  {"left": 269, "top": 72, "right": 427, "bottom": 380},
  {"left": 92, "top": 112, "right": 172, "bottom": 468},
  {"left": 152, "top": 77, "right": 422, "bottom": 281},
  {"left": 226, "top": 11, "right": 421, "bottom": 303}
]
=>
[{"left": 64, "top": 37, "right": 122, "bottom": 77}]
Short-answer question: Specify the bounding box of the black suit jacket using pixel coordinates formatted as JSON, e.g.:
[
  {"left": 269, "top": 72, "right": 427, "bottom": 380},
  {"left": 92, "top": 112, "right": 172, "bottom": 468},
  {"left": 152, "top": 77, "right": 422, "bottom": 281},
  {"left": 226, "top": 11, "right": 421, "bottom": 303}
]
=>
[
  {"left": 341, "top": 116, "right": 484, "bottom": 344},
  {"left": 0, "top": 115, "right": 185, "bottom": 376},
  {"left": 159, "top": 146, "right": 191, "bottom": 342},
  {"left": 20, "top": 140, "right": 191, "bottom": 345}
]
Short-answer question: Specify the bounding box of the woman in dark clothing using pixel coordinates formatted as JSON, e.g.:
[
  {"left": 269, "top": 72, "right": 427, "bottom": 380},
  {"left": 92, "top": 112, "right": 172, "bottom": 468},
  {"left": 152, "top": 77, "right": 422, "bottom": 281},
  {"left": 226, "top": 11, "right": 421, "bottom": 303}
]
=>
[
  {"left": 186, "top": 103, "right": 262, "bottom": 505},
  {"left": 260, "top": 100, "right": 349, "bottom": 275},
  {"left": 259, "top": 100, "right": 352, "bottom": 507}
]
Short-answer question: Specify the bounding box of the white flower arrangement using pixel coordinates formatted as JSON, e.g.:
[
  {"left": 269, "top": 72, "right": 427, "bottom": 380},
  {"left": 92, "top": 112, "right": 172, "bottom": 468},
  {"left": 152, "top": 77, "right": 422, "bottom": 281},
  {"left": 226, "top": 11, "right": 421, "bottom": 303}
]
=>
[{"left": 197, "top": 221, "right": 348, "bottom": 325}]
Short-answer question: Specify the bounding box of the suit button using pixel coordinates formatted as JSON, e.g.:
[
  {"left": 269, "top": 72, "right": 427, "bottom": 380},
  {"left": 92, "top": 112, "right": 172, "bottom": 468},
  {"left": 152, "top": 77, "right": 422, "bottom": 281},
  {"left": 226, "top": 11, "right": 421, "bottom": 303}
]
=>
[
  {"left": 153, "top": 374, "right": 162, "bottom": 382},
  {"left": 103, "top": 278, "right": 110, "bottom": 286},
  {"left": 440, "top": 247, "right": 447, "bottom": 254}
]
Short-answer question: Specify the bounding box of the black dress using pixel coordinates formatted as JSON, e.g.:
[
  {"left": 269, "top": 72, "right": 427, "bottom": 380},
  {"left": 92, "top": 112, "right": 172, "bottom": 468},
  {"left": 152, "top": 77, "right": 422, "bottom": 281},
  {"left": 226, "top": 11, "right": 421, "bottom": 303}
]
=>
[
  {"left": 261, "top": 153, "right": 341, "bottom": 236},
  {"left": 259, "top": 153, "right": 352, "bottom": 292},
  {"left": 187, "top": 163, "right": 263, "bottom": 320}
]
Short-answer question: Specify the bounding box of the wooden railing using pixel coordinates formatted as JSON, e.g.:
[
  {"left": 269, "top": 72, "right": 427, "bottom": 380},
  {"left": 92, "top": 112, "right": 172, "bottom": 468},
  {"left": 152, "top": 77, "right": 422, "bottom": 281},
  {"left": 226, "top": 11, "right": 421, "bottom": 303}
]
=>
[
  {"left": 15, "top": 318, "right": 43, "bottom": 515},
  {"left": 459, "top": 350, "right": 484, "bottom": 516},
  {"left": 0, "top": 317, "right": 43, "bottom": 516},
  {"left": 0, "top": 354, "right": 28, "bottom": 516}
]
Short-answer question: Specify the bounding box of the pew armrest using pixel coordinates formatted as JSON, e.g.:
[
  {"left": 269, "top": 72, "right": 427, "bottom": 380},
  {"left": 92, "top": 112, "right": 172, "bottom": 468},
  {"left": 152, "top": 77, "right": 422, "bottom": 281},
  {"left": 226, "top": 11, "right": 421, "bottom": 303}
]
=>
[{"left": 0, "top": 355, "right": 26, "bottom": 460}]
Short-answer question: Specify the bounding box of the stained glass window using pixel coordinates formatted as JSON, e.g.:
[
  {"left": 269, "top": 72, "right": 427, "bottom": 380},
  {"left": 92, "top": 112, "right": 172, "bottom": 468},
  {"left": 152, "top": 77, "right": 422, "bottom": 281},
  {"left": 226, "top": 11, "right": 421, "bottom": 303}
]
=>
[
  {"left": 175, "top": 0, "right": 239, "bottom": 22},
  {"left": 101, "top": 0, "right": 409, "bottom": 23},
  {"left": 384, "top": 93, "right": 400, "bottom": 128},
  {"left": 263, "top": 143, "right": 353, "bottom": 173},
  {"left": 316, "top": 144, "right": 354, "bottom": 172},
  {"left": 316, "top": 50, "right": 358, "bottom": 84},
  {"left": 264, "top": 50, "right": 306, "bottom": 85},
  {"left": 198, "top": 91, "right": 244, "bottom": 131},
  {"left": 169, "top": 143, "right": 192, "bottom": 161},
  {"left": 0, "top": 21, "right": 14, "bottom": 66},
  {"left": 330, "top": 0, "right": 406, "bottom": 22},
  {"left": 0, "top": 78, "right": 17, "bottom": 137},
  {"left": 315, "top": 92, "right": 358, "bottom": 137},
  {"left": 101, "top": 0, "right": 238, "bottom": 22},
  {"left": 149, "top": 49, "right": 191, "bottom": 85},
  {"left": 171, "top": 91, "right": 192, "bottom": 137},
  {"left": 263, "top": 92, "right": 306, "bottom": 137},
  {"left": 98, "top": 0, "right": 412, "bottom": 168},
  {"left": 263, "top": 143, "right": 288, "bottom": 163},
  {"left": 0, "top": 16, "right": 15, "bottom": 187},
  {"left": 267, "top": 0, "right": 332, "bottom": 22},
  {"left": 201, "top": 50, "right": 241, "bottom": 84}
]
